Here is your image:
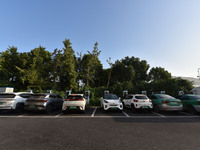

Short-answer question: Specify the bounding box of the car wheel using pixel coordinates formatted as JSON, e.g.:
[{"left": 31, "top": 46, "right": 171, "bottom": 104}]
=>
[
  {"left": 131, "top": 104, "right": 136, "bottom": 113},
  {"left": 46, "top": 105, "right": 53, "bottom": 114},
  {"left": 15, "top": 103, "right": 24, "bottom": 113},
  {"left": 188, "top": 106, "right": 197, "bottom": 115},
  {"left": 154, "top": 105, "right": 160, "bottom": 113}
]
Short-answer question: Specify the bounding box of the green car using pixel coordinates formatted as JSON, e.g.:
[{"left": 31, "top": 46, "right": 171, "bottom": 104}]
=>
[
  {"left": 150, "top": 94, "right": 183, "bottom": 113},
  {"left": 177, "top": 94, "right": 200, "bottom": 114}
]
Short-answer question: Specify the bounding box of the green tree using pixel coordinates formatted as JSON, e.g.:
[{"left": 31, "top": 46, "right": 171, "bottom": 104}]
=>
[
  {"left": 148, "top": 67, "right": 171, "bottom": 81},
  {"left": 58, "top": 39, "right": 77, "bottom": 91}
]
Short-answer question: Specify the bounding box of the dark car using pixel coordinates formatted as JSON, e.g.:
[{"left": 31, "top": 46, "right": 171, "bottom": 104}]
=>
[{"left": 24, "top": 93, "right": 64, "bottom": 113}]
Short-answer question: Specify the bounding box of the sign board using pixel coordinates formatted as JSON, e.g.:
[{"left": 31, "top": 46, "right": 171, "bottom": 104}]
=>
[
  {"left": 0, "top": 87, "right": 14, "bottom": 93},
  {"left": 142, "top": 91, "right": 147, "bottom": 95},
  {"left": 123, "top": 90, "right": 128, "bottom": 98}
]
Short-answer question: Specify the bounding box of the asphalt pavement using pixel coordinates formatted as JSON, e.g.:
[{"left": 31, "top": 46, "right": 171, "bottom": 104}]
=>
[{"left": 0, "top": 108, "right": 200, "bottom": 150}]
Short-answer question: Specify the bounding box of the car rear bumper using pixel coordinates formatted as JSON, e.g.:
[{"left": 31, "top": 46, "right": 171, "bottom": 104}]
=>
[
  {"left": 134, "top": 104, "right": 153, "bottom": 109},
  {"left": 24, "top": 105, "right": 45, "bottom": 111},
  {"left": 160, "top": 104, "right": 183, "bottom": 111},
  {"left": 62, "top": 101, "right": 86, "bottom": 111}
]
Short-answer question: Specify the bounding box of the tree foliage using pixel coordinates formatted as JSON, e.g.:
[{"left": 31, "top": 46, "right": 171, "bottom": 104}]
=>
[{"left": 0, "top": 39, "right": 194, "bottom": 97}]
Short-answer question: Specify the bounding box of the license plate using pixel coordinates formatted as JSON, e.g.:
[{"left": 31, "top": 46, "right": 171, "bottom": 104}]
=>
[
  {"left": 142, "top": 106, "right": 148, "bottom": 108},
  {"left": 111, "top": 107, "right": 117, "bottom": 109},
  {"left": 0, "top": 102, "right": 3, "bottom": 105},
  {"left": 29, "top": 105, "right": 36, "bottom": 108},
  {"left": 70, "top": 106, "right": 77, "bottom": 109}
]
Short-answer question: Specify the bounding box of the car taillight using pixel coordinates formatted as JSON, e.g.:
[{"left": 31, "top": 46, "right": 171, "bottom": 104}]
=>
[
  {"left": 149, "top": 99, "right": 152, "bottom": 102},
  {"left": 133, "top": 99, "right": 138, "bottom": 102},
  {"left": 78, "top": 99, "right": 84, "bottom": 101},
  {"left": 162, "top": 100, "right": 169, "bottom": 104},
  {"left": 198, "top": 101, "right": 200, "bottom": 105},
  {"left": 178, "top": 101, "right": 182, "bottom": 103},
  {"left": 41, "top": 99, "right": 48, "bottom": 102},
  {"left": 65, "top": 99, "right": 70, "bottom": 101}
]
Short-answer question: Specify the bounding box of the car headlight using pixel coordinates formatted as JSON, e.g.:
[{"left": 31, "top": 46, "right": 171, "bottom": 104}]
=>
[{"left": 104, "top": 100, "right": 109, "bottom": 103}]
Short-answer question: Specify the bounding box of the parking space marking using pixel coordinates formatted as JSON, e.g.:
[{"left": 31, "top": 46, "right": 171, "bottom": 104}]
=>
[
  {"left": 17, "top": 113, "right": 29, "bottom": 117},
  {"left": 122, "top": 111, "right": 130, "bottom": 117},
  {"left": 55, "top": 113, "right": 63, "bottom": 117},
  {"left": 179, "top": 112, "right": 198, "bottom": 116},
  {"left": 152, "top": 112, "right": 166, "bottom": 117},
  {"left": 91, "top": 107, "right": 97, "bottom": 117}
]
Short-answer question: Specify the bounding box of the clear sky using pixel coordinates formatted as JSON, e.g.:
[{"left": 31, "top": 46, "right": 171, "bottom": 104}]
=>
[{"left": 0, "top": 0, "right": 200, "bottom": 77}]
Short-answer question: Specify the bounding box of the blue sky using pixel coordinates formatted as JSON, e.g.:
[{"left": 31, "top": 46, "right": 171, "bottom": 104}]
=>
[{"left": 0, "top": 0, "right": 200, "bottom": 77}]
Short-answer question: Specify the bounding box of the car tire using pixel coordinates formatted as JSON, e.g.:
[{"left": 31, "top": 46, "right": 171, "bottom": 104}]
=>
[
  {"left": 154, "top": 105, "right": 160, "bottom": 113},
  {"left": 131, "top": 104, "right": 136, "bottom": 113},
  {"left": 15, "top": 103, "right": 24, "bottom": 113},
  {"left": 46, "top": 105, "right": 53, "bottom": 114},
  {"left": 188, "top": 105, "right": 197, "bottom": 115}
]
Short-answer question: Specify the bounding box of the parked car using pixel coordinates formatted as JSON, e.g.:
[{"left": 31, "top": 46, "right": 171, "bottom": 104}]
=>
[
  {"left": 0, "top": 92, "right": 32, "bottom": 112},
  {"left": 122, "top": 94, "right": 153, "bottom": 112},
  {"left": 177, "top": 94, "right": 200, "bottom": 114},
  {"left": 100, "top": 94, "right": 123, "bottom": 111},
  {"left": 24, "top": 93, "right": 64, "bottom": 113},
  {"left": 150, "top": 94, "right": 183, "bottom": 113},
  {"left": 62, "top": 94, "right": 87, "bottom": 113}
]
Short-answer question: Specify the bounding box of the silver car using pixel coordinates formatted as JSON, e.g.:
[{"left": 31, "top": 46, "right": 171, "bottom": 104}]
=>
[
  {"left": 0, "top": 92, "right": 32, "bottom": 112},
  {"left": 24, "top": 93, "right": 64, "bottom": 113}
]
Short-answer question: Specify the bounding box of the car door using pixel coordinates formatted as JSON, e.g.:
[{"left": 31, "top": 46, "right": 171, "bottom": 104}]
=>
[{"left": 150, "top": 95, "right": 158, "bottom": 105}]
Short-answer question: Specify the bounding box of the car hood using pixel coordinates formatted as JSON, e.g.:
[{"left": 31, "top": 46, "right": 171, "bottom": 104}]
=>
[{"left": 104, "top": 99, "right": 121, "bottom": 104}]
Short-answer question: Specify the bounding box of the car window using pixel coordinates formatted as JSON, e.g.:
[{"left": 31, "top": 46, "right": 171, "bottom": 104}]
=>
[
  {"left": 29, "top": 94, "right": 46, "bottom": 99},
  {"left": 150, "top": 95, "right": 157, "bottom": 99},
  {"left": 104, "top": 94, "right": 118, "bottom": 100},
  {"left": 0, "top": 94, "right": 15, "bottom": 98},
  {"left": 190, "top": 95, "right": 200, "bottom": 100},
  {"left": 49, "top": 95, "right": 56, "bottom": 98},
  {"left": 19, "top": 94, "right": 32, "bottom": 98},
  {"left": 135, "top": 96, "right": 148, "bottom": 100},
  {"left": 67, "top": 95, "right": 83, "bottom": 100},
  {"left": 57, "top": 95, "right": 63, "bottom": 99},
  {"left": 178, "top": 96, "right": 189, "bottom": 100},
  {"left": 157, "top": 95, "right": 175, "bottom": 99}
]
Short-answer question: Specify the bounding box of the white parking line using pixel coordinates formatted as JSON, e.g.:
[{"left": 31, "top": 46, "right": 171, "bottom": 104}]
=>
[
  {"left": 91, "top": 107, "right": 97, "bottom": 117},
  {"left": 17, "top": 113, "right": 29, "bottom": 117},
  {"left": 152, "top": 112, "right": 166, "bottom": 117},
  {"left": 122, "top": 111, "right": 130, "bottom": 117},
  {"left": 55, "top": 113, "right": 63, "bottom": 117}
]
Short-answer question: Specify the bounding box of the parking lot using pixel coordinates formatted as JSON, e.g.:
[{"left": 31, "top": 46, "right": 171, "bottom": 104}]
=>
[
  {"left": 1, "top": 108, "right": 200, "bottom": 150},
  {"left": 0, "top": 107, "right": 199, "bottom": 118}
]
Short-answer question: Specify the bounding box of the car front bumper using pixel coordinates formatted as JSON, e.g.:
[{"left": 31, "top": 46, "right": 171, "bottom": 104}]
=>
[{"left": 103, "top": 103, "right": 123, "bottom": 111}]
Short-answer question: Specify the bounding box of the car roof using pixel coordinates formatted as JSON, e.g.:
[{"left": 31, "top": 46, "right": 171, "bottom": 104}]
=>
[
  {"left": 128, "top": 94, "right": 147, "bottom": 96},
  {"left": 0, "top": 92, "right": 32, "bottom": 95},
  {"left": 68, "top": 94, "right": 84, "bottom": 96}
]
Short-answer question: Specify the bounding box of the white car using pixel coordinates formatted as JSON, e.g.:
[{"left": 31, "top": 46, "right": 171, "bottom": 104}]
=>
[
  {"left": 0, "top": 92, "right": 32, "bottom": 112},
  {"left": 62, "top": 94, "right": 86, "bottom": 113},
  {"left": 100, "top": 94, "right": 123, "bottom": 111},
  {"left": 123, "top": 94, "right": 153, "bottom": 112}
]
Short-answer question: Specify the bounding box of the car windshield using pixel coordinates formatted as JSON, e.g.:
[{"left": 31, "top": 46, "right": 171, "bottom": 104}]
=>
[
  {"left": 67, "top": 95, "right": 83, "bottom": 99},
  {"left": 30, "top": 94, "right": 46, "bottom": 98},
  {"left": 135, "top": 96, "right": 148, "bottom": 100},
  {"left": 157, "top": 95, "right": 175, "bottom": 99},
  {"left": 104, "top": 94, "right": 118, "bottom": 100}
]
